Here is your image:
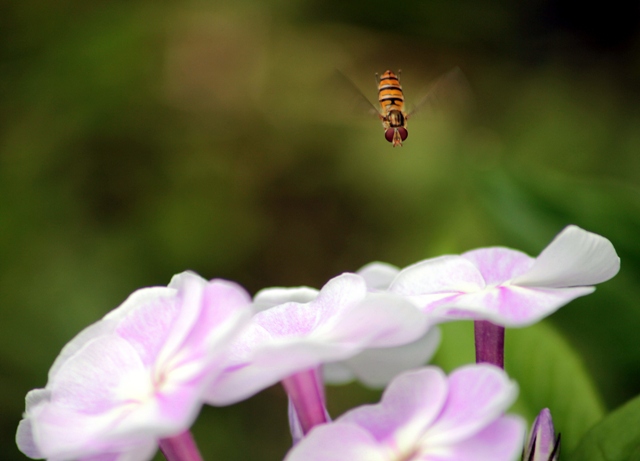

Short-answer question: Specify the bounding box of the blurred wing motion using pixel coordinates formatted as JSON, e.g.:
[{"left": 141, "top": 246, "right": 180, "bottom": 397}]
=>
[
  {"left": 407, "top": 66, "right": 473, "bottom": 118},
  {"left": 334, "top": 69, "right": 408, "bottom": 147},
  {"left": 335, "top": 67, "right": 472, "bottom": 147},
  {"left": 334, "top": 69, "right": 381, "bottom": 118}
]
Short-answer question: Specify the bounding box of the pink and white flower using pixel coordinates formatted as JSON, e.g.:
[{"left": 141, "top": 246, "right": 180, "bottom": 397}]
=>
[
  {"left": 327, "top": 261, "right": 442, "bottom": 387},
  {"left": 16, "top": 272, "right": 252, "bottom": 461},
  {"left": 380, "top": 225, "right": 619, "bottom": 327},
  {"left": 284, "top": 364, "right": 526, "bottom": 461},
  {"left": 206, "top": 272, "right": 430, "bottom": 405},
  {"left": 250, "top": 280, "right": 441, "bottom": 389}
]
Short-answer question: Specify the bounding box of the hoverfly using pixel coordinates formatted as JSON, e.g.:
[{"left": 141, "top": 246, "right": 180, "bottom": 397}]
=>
[
  {"left": 377, "top": 70, "right": 408, "bottom": 147},
  {"left": 337, "top": 67, "right": 468, "bottom": 148}
]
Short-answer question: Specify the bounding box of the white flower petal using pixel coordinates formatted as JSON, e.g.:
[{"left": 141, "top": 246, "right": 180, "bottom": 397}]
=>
[
  {"left": 327, "top": 292, "right": 429, "bottom": 347},
  {"left": 284, "top": 422, "right": 386, "bottom": 461},
  {"left": 30, "top": 402, "right": 131, "bottom": 459},
  {"left": 340, "top": 367, "right": 449, "bottom": 449},
  {"left": 512, "top": 225, "right": 620, "bottom": 288},
  {"left": 16, "top": 418, "right": 42, "bottom": 458},
  {"left": 108, "top": 442, "right": 158, "bottom": 461},
  {"left": 390, "top": 256, "right": 486, "bottom": 296},
  {"left": 326, "top": 327, "right": 441, "bottom": 388},
  {"left": 425, "top": 364, "right": 519, "bottom": 444},
  {"left": 156, "top": 272, "right": 208, "bottom": 367},
  {"left": 48, "top": 285, "right": 175, "bottom": 381},
  {"left": 206, "top": 339, "right": 345, "bottom": 405},
  {"left": 462, "top": 248, "right": 534, "bottom": 285},
  {"left": 252, "top": 287, "right": 319, "bottom": 313},
  {"left": 357, "top": 262, "right": 401, "bottom": 290},
  {"left": 429, "top": 285, "right": 595, "bottom": 327},
  {"left": 431, "top": 415, "right": 525, "bottom": 461},
  {"left": 208, "top": 276, "right": 429, "bottom": 403}
]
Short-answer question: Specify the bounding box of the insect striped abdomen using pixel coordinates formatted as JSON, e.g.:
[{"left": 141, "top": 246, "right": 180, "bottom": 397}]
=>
[{"left": 378, "top": 71, "right": 405, "bottom": 113}]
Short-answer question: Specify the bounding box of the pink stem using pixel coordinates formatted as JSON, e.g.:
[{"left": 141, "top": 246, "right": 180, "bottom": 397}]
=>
[
  {"left": 159, "top": 430, "right": 204, "bottom": 461},
  {"left": 281, "top": 368, "right": 328, "bottom": 434},
  {"left": 474, "top": 320, "right": 505, "bottom": 369}
]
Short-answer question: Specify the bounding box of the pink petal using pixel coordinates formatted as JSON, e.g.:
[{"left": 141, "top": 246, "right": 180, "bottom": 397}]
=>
[
  {"left": 207, "top": 274, "right": 428, "bottom": 404},
  {"left": 152, "top": 383, "right": 203, "bottom": 434},
  {"left": 284, "top": 423, "right": 385, "bottom": 461},
  {"left": 110, "top": 380, "right": 202, "bottom": 439},
  {"left": 183, "top": 279, "right": 252, "bottom": 357},
  {"left": 156, "top": 272, "right": 209, "bottom": 368},
  {"left": 75, "top": 441, "right": 157, "bottom": 461},
  {"left": 390, "top": 256, "right": 486, "bottom": 296},
  {"left": 205, "top": 362, "right": 284, "bottom": 406},
  {"left": 222, "top": 302, "right": 422, "bottom": 391},
  {"left": 251, "top": 274, "right": 367, "bottom": 339},
  {"left": 252, "top": 301, "right": 322, "bottom": 338},
  {"left": 29, "top": 403, "right": 129, "bottom": 459},
  {"left": 512, "top": 225, "right": 620, "bottom": 288},
  {"left": 312, "top": 273, "right": 368, "bottom": 322},
  {"left": 205, "top": 339, "right": 344, "bottom": 405},
  {"left": 48, "top": 287, "right": 175, "bottom": 380},
  {"left": 325, "top": 292, "right": 429, "bottom": 347},
  {"left": 96, "top": 442, "right": 158, "bottom": 461},
  {"left": 462, "top": 248, "right": 534, "bottom": 285},
  {"left": 50, "top": 335, "right": 146, "bottom": 413},
  {"left": 425, "top": 364, "right": 518, "bottom": 445},
  {"left": 339, "top": 368, "right": 448, "bottom": 446},
  {"left": 428, "top": 285, "right": 594, "bottom": 326},
  {"left": 356, "top": 262, "right": 401, "bottom": 290},
  {"left": 104, "top": 286, "right": 178, "bottom": 323},
  {"left": 36, "top": 336, "right": 181, "bottom": 455},
  {"left": 428, "top": 415, "right": 525, "bottom": 461},
  {"left": 113, "top": 292, "right": 180, "bottom": 368}
]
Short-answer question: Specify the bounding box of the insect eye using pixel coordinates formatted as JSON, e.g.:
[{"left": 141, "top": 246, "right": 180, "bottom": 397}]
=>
[
  {"left": 398, "top": 127, "right": 408, "bottom": 141},
  {"left": 384, "top": 128, "right": 395, "bottom": 143}
]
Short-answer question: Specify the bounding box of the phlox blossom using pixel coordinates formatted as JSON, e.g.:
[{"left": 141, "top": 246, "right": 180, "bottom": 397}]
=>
[
  {"left": 251, "top": 281, "right": 441, "bottom": 389},
  {"left": 17, "top": 272, "right": 251, "bottom": 461},
  {"left": 285, "top": 364, "right": 525, "bottom": 461},
  {"left": 206, "top": 272, "right": 430, "bottom": 405},
  {"left": 364, "top": 225, "right": 620, "bottom": 327}
]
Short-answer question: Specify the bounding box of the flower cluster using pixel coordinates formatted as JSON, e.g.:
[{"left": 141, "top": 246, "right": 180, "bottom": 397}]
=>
[{"left": 16, "top": 225, "right": 619, "bottom": 461}]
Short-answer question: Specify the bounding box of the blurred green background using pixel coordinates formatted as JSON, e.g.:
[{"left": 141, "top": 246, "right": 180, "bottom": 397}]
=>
[{"left": 2, "top": 0, "right": 639, "bottom": 459}]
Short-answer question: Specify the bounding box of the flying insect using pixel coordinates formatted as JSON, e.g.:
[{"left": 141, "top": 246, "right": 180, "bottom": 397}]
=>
[
  {"left": 377, "top": 70, "right": 408, "bottom": 147},
  {"left": 337, "top": 67, "right": 468, "bottom": 147}
]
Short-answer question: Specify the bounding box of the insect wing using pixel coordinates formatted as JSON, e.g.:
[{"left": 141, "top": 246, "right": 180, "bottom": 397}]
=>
[
  {"left": 334, "top": 70, "right": 382, "bottom": 119},
  {"left": 407, "top": 67, "right": 473, "bottom": 118}
]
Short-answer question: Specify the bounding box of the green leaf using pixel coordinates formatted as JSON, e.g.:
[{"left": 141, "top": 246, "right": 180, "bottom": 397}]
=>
[
  {"left": 568, "top": 394, "right": 640, "bottom": 461},
  {"left": 506, "top": 322, "right": 605, "bottom": 453},
  {"left": 433, "top": 321, "right": 605, "bottom": 453}
]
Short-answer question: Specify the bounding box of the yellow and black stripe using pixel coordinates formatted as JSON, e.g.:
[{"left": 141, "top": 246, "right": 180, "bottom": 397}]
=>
[{"left": 377, "top": 70, "right": 405, "bottom": 113}]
